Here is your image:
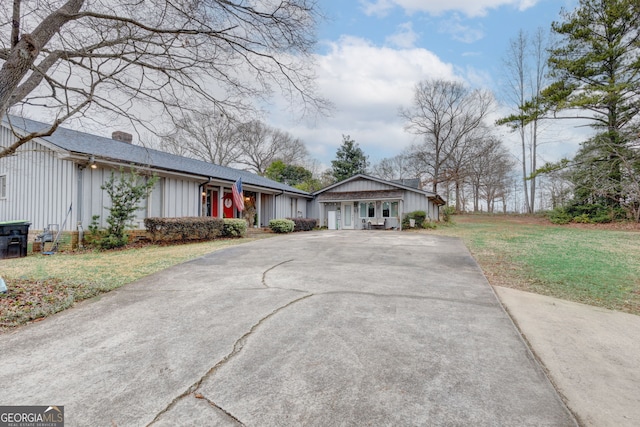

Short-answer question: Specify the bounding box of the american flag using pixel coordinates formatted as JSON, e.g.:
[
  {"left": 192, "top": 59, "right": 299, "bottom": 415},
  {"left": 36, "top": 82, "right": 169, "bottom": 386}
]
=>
[{"left": 232, "top": 178, "right": 244, "bottom": 212}]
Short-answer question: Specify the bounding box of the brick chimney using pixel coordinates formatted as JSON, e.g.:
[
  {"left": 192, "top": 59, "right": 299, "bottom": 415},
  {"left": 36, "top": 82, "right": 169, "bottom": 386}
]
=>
[{"left": 112, "top": 131, "right": 133, "bottom": 144}]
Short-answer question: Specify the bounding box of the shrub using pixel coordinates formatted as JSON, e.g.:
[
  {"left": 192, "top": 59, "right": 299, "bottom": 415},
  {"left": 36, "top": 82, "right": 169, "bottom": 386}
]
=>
[
  {"left": 442, "top": 206, "right": 456, "bottom": 223},
  {"left": 145, "top": 217, "right": 224, "bottom": 242},
  {"left": 101, "top": 169, "right": 158, "bottom": 249},
  {"left": 269, "top": 219, "right": 295, "bottom": 233},
  {"left": 422, "top": 220, "right": 437, "bottom": 229},
  {"left": 573, "top": 214, "right": 592, "bottom": 224},
  {"left": 286, "top": 217, "right": 317, "bottom": 231},
  {"left": 84, "top": 215, "right": 105, "bottom": 247},
  {"left": 402, "top": 211, "right": 428, "bottom": 229},
  {"left": 222, "top": 219, "right": 248, "bottom": 238},
  {"left": 547, "top": 208, "right": 572, "bottom": 225}
]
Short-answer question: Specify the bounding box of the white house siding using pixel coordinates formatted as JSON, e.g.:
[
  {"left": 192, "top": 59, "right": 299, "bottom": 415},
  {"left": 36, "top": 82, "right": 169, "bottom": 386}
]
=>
[{"left": 0, "top": 135, "right": 77, "bottom": 231}]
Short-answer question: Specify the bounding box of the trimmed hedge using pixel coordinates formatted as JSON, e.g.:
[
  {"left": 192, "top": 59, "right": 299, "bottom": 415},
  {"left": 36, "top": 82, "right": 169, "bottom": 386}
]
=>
[
  {"left": 286, "top": 217, "right": 318, "bottom": 232},
  {"left": 144, "top": 217, "right": 224, "bottom": 242},
  {"left": 269, "top": 219, "right": 295, "bottom": 233},
  {"left": 222, "top": 218, "right": 248, "bottom": 238}
]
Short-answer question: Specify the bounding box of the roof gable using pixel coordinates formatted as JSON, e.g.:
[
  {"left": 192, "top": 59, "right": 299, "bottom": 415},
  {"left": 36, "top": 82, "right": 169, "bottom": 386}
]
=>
[{"left": 314, "top": 174, "right": 437, "bottom": 197}]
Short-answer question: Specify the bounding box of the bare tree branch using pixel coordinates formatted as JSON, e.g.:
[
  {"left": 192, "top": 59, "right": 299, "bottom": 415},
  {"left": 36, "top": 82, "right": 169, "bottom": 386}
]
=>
[{"left": 1, "top": 0, "right": 329, "bottom": 157}]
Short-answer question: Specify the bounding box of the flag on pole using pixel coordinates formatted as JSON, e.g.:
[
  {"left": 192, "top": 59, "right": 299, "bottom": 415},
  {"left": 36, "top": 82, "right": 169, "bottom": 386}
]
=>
[{"left": 232, "top": 178, "right": 244, "bottom": 212}]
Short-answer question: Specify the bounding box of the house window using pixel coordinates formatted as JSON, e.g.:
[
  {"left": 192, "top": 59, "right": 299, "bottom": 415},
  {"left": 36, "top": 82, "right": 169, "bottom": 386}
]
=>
[
  {"left": 359, "top": 202, "right": 378, "bottom": 218},
  {"left": 0, "top": 175, "right": 6, "bottom": 199},
  {"left": 382, "top": 201, "right": 399, "bottom": 217}
]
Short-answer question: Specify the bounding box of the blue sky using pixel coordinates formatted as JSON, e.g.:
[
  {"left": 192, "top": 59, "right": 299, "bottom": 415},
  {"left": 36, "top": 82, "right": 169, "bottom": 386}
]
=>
[{"left": 269, "top": 0, "right": 585, "bottom": 170}]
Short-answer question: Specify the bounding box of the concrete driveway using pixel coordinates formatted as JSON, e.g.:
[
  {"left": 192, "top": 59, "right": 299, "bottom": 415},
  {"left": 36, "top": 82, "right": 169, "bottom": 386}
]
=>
[{"left": 1, "top": 231, "right": 577, "bottom": 426}]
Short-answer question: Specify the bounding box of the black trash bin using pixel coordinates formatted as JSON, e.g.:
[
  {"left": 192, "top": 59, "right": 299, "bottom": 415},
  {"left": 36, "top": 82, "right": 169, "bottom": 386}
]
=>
[{"left": 0, "top": 221, "right": 31, "bottom": 259}]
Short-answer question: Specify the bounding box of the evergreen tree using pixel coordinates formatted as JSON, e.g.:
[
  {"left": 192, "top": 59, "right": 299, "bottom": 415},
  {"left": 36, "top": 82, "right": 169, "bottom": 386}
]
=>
[
  {"left": 543, "top": 0, "right": 640, "bottom": 207},
  {"left": 330, "top": 135, "right": 369, "bottom": 182},
  {"left": 265, "top": 160, "right": 313, "bottom": 186}
]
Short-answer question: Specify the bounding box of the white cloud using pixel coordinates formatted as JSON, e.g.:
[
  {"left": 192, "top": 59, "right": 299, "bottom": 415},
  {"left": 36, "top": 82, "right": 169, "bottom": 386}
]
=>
[
  {"left": 439, "top": 14, "right": 485, "bottom": 43},
  {"left": 385, "top": 22, "right": 419, "bottom": 49},
  {"left": 361, "top": 0, "right": 540, "bottom": 18},
  {"left": 269, "top": 36, "right": 459, "bottom": 167}
]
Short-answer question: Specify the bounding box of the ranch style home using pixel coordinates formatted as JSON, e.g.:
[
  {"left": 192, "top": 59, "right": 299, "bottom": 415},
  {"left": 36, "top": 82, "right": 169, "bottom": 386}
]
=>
[{"left": 0, "top": 116, "right": 444, "bottom": 245}]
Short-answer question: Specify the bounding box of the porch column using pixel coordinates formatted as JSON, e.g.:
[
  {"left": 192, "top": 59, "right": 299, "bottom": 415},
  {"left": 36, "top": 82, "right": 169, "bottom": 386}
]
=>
[
  {"left": 256, "top": 192, "right": 262, "bottom": 227},
  {"left": 399, "top": 199, "right": 404, "bottom": 231}
]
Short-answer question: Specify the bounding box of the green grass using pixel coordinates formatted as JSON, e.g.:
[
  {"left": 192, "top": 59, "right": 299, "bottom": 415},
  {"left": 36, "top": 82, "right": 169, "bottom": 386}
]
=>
[
  {"left": 0, "top": 237, "right": 268, "bottom": 330},
  {"left": 430, "top": 215, "right": 640, "bottom": 314}
]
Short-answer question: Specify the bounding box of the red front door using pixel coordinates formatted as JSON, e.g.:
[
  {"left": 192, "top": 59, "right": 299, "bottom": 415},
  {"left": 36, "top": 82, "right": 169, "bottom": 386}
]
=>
[{"left": 223, "top": 192, "right": 234, "bottom": 218}]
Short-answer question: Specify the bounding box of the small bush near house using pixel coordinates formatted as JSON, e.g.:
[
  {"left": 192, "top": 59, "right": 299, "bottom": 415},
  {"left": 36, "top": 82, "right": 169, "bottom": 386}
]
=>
[
  {"left": 222, "top": 219, "right": 248, "bottom": 238},
  {"left": 145, "top": 217, "right": 224, "bottom": 242},
  {"left": 286, "top": 217, "right": 317, "bottom": 231},
  {"left": 269, "top": 219, "right": 295, "bottom": 233},
  {"left": 402, "top": 211, "right": 428, "bottom": 229},
  {"left": 101, "top": 169, "right": 158, "bottom": 249}
]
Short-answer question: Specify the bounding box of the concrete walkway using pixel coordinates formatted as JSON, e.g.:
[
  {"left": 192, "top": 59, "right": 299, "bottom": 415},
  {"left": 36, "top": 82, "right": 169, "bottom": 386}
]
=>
[
  {"left": 1, "top": 232, "right": 577, "bottom": 426},
  {"left": 495, "top": 286, "right": 640, "bottom": 427}
]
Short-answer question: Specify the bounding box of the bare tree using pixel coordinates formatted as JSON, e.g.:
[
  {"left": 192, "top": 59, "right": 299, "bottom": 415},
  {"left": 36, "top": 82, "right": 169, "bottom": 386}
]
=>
[
  {"left": 441, "top": 126, "right": 494, "bottom": 212},
  {"left": 371, "top": 153, "right": 416, "bottom": 181},
  {"left": 160, "top": 109, "right": 242, "bottom": 166},
  {"left": 465, "top": 136, "right": 514, "bottom": 212},
  {"left": 0, "top": 0, "right": 327, "bottom": 158},
  {"left": 400, "top": 79, "right": 494, "bottom": 194},
  {"left": 497, "top": 28, "right": 549, "bottom": 214},
  {"left": 236, "top": 120, "right": 308, "bottom": 175}
]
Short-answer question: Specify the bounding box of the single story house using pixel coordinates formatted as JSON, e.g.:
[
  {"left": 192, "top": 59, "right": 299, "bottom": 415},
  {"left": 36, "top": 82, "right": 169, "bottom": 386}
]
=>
[
  {"left": 1, "top": 116, "right": 445, "bottom": 245},
  {"left": 0, "top": 116, "right": 311, "bottom": 243},
  {"left": 310, "top": 174, "right": 446, "bottom": 230}
]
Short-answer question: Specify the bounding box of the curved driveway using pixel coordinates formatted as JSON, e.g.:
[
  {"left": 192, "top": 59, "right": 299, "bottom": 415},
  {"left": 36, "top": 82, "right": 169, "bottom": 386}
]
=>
[{"left": 1, "top": 231, "right": 577, "bottom": 426}]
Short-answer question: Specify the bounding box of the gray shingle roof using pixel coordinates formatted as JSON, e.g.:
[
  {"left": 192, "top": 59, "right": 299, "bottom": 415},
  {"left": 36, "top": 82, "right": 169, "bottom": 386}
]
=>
[{"left": 5, "top": 116, "right": 310, "bottom": 196}]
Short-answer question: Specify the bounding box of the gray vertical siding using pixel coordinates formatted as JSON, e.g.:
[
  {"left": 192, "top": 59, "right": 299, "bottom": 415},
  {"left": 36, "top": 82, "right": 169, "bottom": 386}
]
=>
[
  {"left": 0, "top": 129, "right": 77, "bottom": 231},
  {"left": 310, "top": 177, "right": 442, "bottom": 227},
  {"left": 336, "top": 178, "right": 396, "bottom": 192},
  {"left": 84, "top": 170, "right": 199, "bottom": 228},
  {"left": 274, "top": 194, "right": 309, "bottom": 219}
]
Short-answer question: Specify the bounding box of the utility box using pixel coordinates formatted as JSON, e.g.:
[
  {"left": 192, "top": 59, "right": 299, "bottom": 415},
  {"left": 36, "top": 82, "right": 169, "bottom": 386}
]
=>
[{"left": 0, "top": 221, "right": 31, "bottom": 259}]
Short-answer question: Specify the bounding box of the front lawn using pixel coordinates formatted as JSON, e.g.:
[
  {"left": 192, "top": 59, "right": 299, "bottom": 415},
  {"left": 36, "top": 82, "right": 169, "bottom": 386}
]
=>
[
  {"left": 430, "top": 215, "right": 640, "bottom": 315},
  {"left": 0, "top": 238, "right": 264, "bottom": 331}
]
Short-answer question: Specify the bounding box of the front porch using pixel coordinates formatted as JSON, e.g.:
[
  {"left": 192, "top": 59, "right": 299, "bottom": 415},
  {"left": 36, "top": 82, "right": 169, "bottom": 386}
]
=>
[{"left": 317, "top": 190, "right": 404, "bottom": 231}]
